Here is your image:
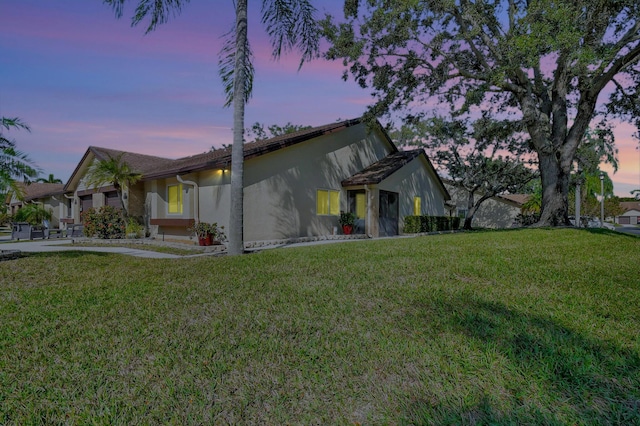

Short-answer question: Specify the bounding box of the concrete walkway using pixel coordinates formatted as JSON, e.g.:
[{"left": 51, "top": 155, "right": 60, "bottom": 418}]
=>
[{"left": 0, "top": 237, "right": 182, "bottom": 259}]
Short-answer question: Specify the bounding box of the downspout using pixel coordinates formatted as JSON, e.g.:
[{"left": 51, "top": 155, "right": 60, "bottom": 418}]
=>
[
  {"left": 176, "top": 175, "right": 199, "bottom": 223},
  {"left": 63, "top": 193, "right": 75, "bottom": 223}
]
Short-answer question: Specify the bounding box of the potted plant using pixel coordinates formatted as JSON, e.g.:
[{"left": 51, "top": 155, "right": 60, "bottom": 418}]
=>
[
  {"left": 190, "top": 221, "right": 213, "bottom": 246},
  {"left": 339, "top": 212, "right": 356, "bottom": 235},
  {"left": 208, "top": 222, "right": 227, "bottom": 245}
]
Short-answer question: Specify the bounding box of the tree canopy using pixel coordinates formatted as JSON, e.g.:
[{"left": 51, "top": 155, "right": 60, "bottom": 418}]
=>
[{"left": 323, "top": 0, "right": 640, "bottom": 226}]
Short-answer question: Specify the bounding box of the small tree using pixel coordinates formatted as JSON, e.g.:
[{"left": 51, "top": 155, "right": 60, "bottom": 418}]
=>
[{"left": 85, "top": 154, "right": 141, "bottom": 219}]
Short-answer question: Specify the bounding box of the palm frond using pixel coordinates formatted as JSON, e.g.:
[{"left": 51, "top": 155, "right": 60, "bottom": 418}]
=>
[
  {"left": 0, "top": 147, "right": 40, "bottom": 183},
  {"left": 261, "top": 0, "right": 320, "bottom": 69},
  {"left": 103, "top": 0, "right": 189, "bottom": 34},
  {"left": 218, "top": 25, "right": 255, "bottom": 107}
]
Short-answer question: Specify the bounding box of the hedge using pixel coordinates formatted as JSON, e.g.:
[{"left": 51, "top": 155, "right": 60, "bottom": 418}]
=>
[{"left": 403, "top": 215, "right": 461, "bottom": 233}]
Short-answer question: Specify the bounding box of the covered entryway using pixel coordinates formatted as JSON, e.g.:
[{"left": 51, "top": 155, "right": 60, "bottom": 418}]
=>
[
  {"left": 379, "top": 190, "right": 399, "bottom": 236},
  {"left": 347, "top": 190, "right": 366, "bottom": 234}
]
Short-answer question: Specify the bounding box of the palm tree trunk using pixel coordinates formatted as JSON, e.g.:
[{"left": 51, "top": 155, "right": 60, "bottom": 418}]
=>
[{"left": 228, "top": 0, "right": 248, "bottom": 255}]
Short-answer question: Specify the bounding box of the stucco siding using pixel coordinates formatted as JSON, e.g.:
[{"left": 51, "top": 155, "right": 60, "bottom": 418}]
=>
[
  {"left": 378, "top": 156, "right": 447, "bottom": 231},
  {"left": 242, "top": 124, "right": 393, "bottom": 241}
]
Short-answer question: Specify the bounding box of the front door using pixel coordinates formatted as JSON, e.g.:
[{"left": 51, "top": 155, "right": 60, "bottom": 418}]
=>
[{"left": 379, "top": 190, "right": 399, "bottom": 236}]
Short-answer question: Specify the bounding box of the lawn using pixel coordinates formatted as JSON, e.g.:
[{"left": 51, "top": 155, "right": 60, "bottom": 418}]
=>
[{"left": 1, "top": 229, "right": 639, "bottom": 425}]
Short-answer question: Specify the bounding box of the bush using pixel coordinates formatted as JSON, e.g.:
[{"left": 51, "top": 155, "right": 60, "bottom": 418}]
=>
[
  {"left": 82, "top": 206, "right": 125, "bottom": 239},
  {"left": 403, "top": 215, "right": 460, "bottom": 233},
  {"left": 125, "top": 217, "right": 144, "bottom": 238}
]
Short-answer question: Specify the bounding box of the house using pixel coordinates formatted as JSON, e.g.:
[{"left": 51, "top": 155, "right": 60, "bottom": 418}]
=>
[
  {"left": 616, "top": 201, "right": 640, "bottom": 225},
  {"left": 6, "top": 182, "right": 66, "bottom": 228},
  {"left": 64, "top": 118, "right": 451, "bottom": 243},
  {"left": 444, "top": 181, "right": 529, "bottom": 228}
]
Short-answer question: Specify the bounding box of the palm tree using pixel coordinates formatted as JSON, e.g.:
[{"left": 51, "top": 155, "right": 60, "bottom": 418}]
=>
[
  {"left": 1, "top": 117, "right": 39, "bottom": 200},
  {"left": 103, "top": 0, "right": 319, "bottom": 255},
  {"left": 85, "top": 154, "right": 142, "bottom": 218},
  {"left": 36, "top": 173, "right": 63, "bottom": 184}
]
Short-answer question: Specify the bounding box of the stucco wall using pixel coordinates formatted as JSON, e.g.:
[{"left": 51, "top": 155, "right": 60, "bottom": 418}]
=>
[
  {"left": 241, "top": 124, "right": 393, "bottom": 241},
  {"left": 380, "top": 156, "right": 447, "bottom": 217}
]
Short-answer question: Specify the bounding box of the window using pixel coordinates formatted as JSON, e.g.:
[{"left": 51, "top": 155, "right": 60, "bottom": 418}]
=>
[
  {"left": 414, "top": 196, "right": 422, "bottom": 216},
  {"left": 168, "top": 184, "right": 183, "bottom": 214},
  {"left": 458, "top": 208, "right": 467, "bottom": 219},
  {"left": 316, "top": 189, "right": 340, "bottom": 215},
  {"left": 355, "top": 193, "right": 366, "bottom": 219}
]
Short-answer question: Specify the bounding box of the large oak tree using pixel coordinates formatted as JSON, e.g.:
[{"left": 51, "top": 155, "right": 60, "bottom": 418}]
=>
[{"left": 323, "top": 0, "right": 640, "bottom": 226}]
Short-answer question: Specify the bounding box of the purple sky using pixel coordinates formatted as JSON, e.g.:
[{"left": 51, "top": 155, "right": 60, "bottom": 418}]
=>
[{"left": 1, "top": 0, "right": 639, "bottom": 197}]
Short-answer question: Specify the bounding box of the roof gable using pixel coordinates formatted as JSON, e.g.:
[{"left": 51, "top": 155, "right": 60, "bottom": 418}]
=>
[{"left": 144, "top": 118, "right": 366, "bottom": 179}]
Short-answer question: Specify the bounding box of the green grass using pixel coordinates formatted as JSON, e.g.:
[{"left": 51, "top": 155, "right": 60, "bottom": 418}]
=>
[{"left": 1, "top": 229, "right": 639, "bottom": 424}]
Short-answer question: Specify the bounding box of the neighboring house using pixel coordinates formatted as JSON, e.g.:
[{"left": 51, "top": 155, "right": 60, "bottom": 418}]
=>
[
  {"left": 616, "top": 201, "right": 640, "bottom": 225},
  {"left": 63, "top": 147, "right": 174, "bottom": 226},
  {"left": 6, "top": 182, "right": 66, "bottom": 228},
  {"left": 64, "top": 118, "right": 451, "bottom": 242},
  {"left": 444, "top": 181, "right": 529, "bottom": 228}
]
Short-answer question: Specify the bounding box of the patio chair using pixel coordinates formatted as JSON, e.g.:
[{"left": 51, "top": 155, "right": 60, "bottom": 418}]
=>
[
  {"left": 43, "top": 220, "right": 65, "bottom": 239},
  {"left": 11, "top": 222, "right": 45, "bottom": 240},
  {"left": 68, "top": 223, "right": 84, "bottom": 238}
]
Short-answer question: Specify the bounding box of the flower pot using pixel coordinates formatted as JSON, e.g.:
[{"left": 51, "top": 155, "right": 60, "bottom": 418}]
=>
[
  {"left": 342, "top": 225, "right": 353, "bottom": 235},
  {"left": 198, "top": 234, "right": 213, "bottom": 246}
]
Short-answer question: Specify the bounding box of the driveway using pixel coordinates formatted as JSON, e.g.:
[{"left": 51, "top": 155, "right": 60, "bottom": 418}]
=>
[{"left": 614, "top": 226, "right": 640, "bottom": 237}]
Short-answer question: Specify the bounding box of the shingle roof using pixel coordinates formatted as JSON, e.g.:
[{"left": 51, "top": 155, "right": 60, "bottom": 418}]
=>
[
  {"left": 620, "top": 201, "right": 640, "bottom": 213},
  {"left": 143, "top": 118, "right": 363, "bottom": 179},
  {"left": 498, "top": 193, "right": 531, "bottom": 206},
  {"left": 89, "top": 146, "right": 176, "bottom": 174},
  {"left": 341, "top": 150, "right": 424, "bottom": 186},
  {"left": 10, "top": 182, "right": 64, "bottom": 203}
]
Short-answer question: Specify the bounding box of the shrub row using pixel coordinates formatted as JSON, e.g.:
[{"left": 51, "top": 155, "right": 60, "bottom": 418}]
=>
[{"left": 403, "top": 215, "right": 461, "bottom": 233}]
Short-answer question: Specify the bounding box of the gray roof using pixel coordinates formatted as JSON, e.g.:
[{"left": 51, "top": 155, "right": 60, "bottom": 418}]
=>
[{"left": 342, "top": 150, "right": 424, "bottom": 186}]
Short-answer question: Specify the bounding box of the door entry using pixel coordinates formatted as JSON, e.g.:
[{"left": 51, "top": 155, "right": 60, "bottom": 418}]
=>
[{"left": 379, "top": 190, "right": 399, "bottom": 236}]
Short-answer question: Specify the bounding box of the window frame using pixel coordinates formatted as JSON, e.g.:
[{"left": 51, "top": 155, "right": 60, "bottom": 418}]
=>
[{"left": 316, "top": 189, "right": 341, "bottom": 216}]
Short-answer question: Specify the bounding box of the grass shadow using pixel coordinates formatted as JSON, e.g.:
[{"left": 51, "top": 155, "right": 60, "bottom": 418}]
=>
[{"left": 403, "top": 296, "right": 640, "bottom": 425}]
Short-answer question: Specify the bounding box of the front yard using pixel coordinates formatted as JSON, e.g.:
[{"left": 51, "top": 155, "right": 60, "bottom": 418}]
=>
[{"left": 1, "top": 229, "right": 639, "bottom": 424}]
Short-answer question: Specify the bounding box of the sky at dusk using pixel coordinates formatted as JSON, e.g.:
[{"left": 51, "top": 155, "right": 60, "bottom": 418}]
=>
[{"left": 1, "top": 0, "right": 639, "bottom": 197}]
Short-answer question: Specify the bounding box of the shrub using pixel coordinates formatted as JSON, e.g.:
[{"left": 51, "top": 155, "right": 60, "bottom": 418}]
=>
[
  {"left": 125, "top": 217, "right": 144, "bottom": 238},
  {"left": 82, "top": 206, "right": 125, "bottom": 239},
  {"left": 403, "top": 215, "right": 460, "bottom": 233},
  {"left": 403, "top": 216, "right": 421, "bottom": 233}
]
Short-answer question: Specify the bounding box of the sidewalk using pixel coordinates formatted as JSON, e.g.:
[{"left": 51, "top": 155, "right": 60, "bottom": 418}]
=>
[{"left": 0, "top": 236, "right": 182, "bottom": 259}]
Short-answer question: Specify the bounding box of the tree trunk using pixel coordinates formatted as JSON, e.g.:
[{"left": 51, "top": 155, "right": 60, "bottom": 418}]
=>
[
  {"left": 463, "top": 190, "right": 477, "bottom": 230},
  {"left": 228, "top": 0, "right": 248, "bottom": 256},
  {"left": 536, "top": 152, "right": 571, "bottom": 226}
]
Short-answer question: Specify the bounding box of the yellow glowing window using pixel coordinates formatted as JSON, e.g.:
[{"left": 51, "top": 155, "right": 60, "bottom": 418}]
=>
[
  {"left": 355, "top": 193, "right": 366, "bottom": 219},
  {"left": 317, "top": 189, "right": 340, "bottom": 215},
  {"left": 168, "top": 184, "right": 183, "bottom": 214},
  {"left": 414, "top": 196, "right": 422, "bottom": 215}
]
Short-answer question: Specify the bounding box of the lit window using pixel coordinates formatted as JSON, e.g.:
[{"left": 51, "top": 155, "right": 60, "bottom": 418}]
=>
[
  {"left": 356, "top": 193, "right": 366, "bottom": 219},
  {"left": 414, "top": 196, "right": 422, "bottom": 215},
  {"left": 316, "top": 189, "right": 340, "bottom": 216},
  {"left": 168, "top": 184, "right": 183, "bottom": 214}
]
